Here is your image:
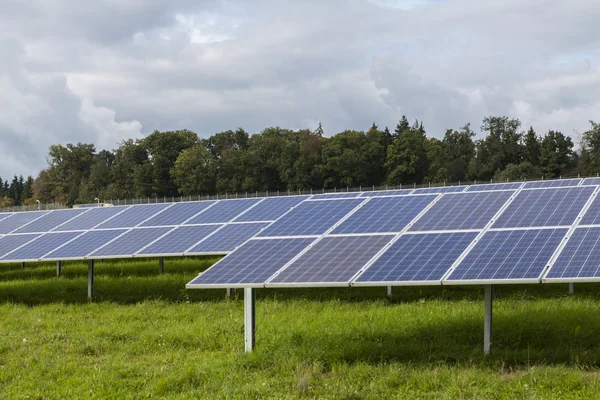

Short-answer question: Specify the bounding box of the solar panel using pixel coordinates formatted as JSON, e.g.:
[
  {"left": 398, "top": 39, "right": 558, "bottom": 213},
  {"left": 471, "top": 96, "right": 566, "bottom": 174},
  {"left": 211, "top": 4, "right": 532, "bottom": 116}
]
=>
[
  {"left": 410, "top": 191, "right": 513, "bottom": 231},
  {"left": 53, "top": 206, "right": 130, "bottom": 231},
  {"left": 42, "top": 229, "right": 127, "bottom": 260},
  {"left": 544, "top": 227, "right": 600, "bottom": 280},
  {"left": 0, "top": 211, "right": 50, "bottom": 234},
  {"left": 312, "top": 192, "right": 362, "bottom": 199},
  {"left": 234, "top": 196, "right": 309, "bottom": 222},
  {"left": 523, "top": 178, "right": 582, "bottom": 189},
  {"left": 138, "top": 225, "right": 222, "bottom": 256},
  {"left": 88, "top": 227, "right": 173, "bottom": 258},
  {"left": 579, "top": 193, "right": 600, "bottom": 225},
  {"left": 582, "top": 177, "right": 600, "bottom": 186},
  {"left": 13, "top": 209, "right": 89, "bottom": 234},
  {"left": 1, "top": 231, "right": 82, "bottom": 261},
  {"left": 258, "top": 198, "right": 364, "bottom": 237},
  {"left": 185, "top": 198, "right": 261, "bottom": 224},
  {"left": 332, "top": 195, "right": 436, "bottom": 234},
  {"left": 354, "top": 232, "right": 477, "bottom": 284},
  {"left": 0, "top": 213, "right": 14, "bottom": 222},
  {"left": 187, "top": 238, "right": 314, "bottom": 287},
  {"left": 267, "top": 235, "right": 392, "bottom": 285},
  {"left": 412, "top": 186, "right": 466, "bottom": 194},
  {"left": 492, "top": 187, "right": 594, "bottom": 228},
  {"left": 139, "top": 201, "right": 217, "bottom": 227},
  {"left": 95, "top": 203, "right": 172, "bottom": 229},
  {"left": 359, "top": 189, "right": 414, "bottom": 197},
  {"left": 446, "top": 228, "right": 567, "bottom": 282},
  {"left": 466, "top": 182, "right": 523, "bottom": 192},
  {"left": 188, "top": 222, "right": 269, "bottom": 253},
  {"left": 0, "top": 234, "right": 40, "bottom": 258}
]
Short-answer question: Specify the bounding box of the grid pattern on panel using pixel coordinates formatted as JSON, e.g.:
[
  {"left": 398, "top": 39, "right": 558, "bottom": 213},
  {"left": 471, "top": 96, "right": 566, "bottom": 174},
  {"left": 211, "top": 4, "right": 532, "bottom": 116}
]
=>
[
  {"left": 270, "top": 235, "right": 392, "bottom": 284},
  {"left": 188, "top": 238, "right": 314, "bottom": 285},
  {"left": 360, "top": 189, "right": 414, "bottom": 197},
  {"left": 466, "top": 182, "right": 523, "bottom": 192},
  {"left": 185, "top": 199, "right": 260, "bottom": 224},
  {"left": 258, "top": 199, "right": 363, "bottom": 237},
  {"left": 545, "top": 227, "right": 600, "bottom": 279},
  {"left": 582, "top": 178, "right": 600, "bottom": 186},
  {"left": 312, "top": 193, "right": 361, "bottom": 199},
  {"left": 54, "top": 206, "right": 129, "bottom": 231},
  {"left": 447, "top": 229, "right": 567, "bottom": 281},
  {"left": 188, "top": 223, "right": 269, "bottom": 253},
  {"left": 410, "top": 191, "right": 513, "bottom": 231},
  {"left": 0, "top": 212, "right": 49, "bottom": 234},
  {"left": 333, "top": 196, "right": 435, "bottom": 234},
  {"left": 412, "top": 186, "right": 466, "bottom": 194},
  {"left": 43, "top": 229, "right": 126, "bottom": 259},
  {"left": 492, "top": 187, "right": 594, "bottom": 228},
  {"left": 356, "top": 232, "right": 477, "bottom": 283},
  {"left": 140, "top": 201, "right": 216, "bottom": 227},
  {"left": 523, "top": 178, "right": 582, "bottom": 189},
  {"left": 2, "top": 232, "right": 82, "bottom": 261},
  {"left": 95, "top": 204, "right": 172, "bottom": 229},
  {"left": 90, "top": 227, "right": 173, "bottom": 257},
  {"left": 579, "top": 194, "right": 600, "bottom": 225},
  {"left": 234, "top": 196, "right": 309, "bottom": 222},
  {"left": 138, "top": 225, "right": 222, "bottom": 255},
  {"left": 0, "top": 213, "right": 14, "bottom": 222},
  {"left": 0, "top": 234, "right": 40, "bottom": 258},
  {"left": 13, "top": 209, "right": 88, "bottom": 234}
]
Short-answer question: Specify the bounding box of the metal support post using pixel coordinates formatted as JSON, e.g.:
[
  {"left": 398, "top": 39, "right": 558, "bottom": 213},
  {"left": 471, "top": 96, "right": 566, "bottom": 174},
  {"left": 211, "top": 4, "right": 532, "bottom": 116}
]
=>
[
  {"left": 244, "top": 287, "right": 256, "bottom": 352},
  {"left": 159, "top": 257, "right": 164, "bottom": 274},
  {"left": 88, "top": 260, "right": 95, "bottom": 300},
  {"left": 387, "top": 286, "right": 393, "bottom": 298},
  {"left": 226, "top": 288, "right": 232, "bottom": 298},
  {"left": 484, "top": 285, "right": 493, "bottom": 355},
  {"left": 21, "top": 262, "right": 25, "bottom": 269},
  {"left": 569, "top": 282, "right": 575, "bottom": 295},
  {"left": 56, "top": 261, "right": 62, "bottom": 278}
]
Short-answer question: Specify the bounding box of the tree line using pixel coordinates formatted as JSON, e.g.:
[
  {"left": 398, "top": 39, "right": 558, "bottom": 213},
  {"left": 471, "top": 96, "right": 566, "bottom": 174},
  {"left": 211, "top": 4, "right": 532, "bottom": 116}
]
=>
[{"left": 3, "top": 116, "right": 600, "bottom": 207}]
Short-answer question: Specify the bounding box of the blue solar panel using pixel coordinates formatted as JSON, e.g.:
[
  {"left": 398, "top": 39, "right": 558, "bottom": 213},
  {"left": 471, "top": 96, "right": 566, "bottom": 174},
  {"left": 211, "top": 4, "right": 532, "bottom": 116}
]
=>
[
  {"left": 412, "top": 186, "right": 466, "bottom": 194},
  {"left": 360, "top": 189, "right": 414, "bottom": 197},
  {"left": 355, "top": 232, "right": 477, "bottom": 283},
  {"left": 43, "top": 229, "right": 126, "bottom": 260},
  {"left": 466, "top": 182, "right": 523, "bottom": 192},
  {"left": 446, "top": 228, "right": 567, "bottom": 281},
  {"left": 579, "top": 194, "right": 600, "bottom": 225},
  {"left": 312, "top": 192, "right": 362, "bottom": 199},
  {"left": 410, "top": 191, "right": 513, "bottom": 231},
  {"left": 185, "top": 198, "right": 261, "bottom": 224},
  {"left": 234, "top": 196, "right": 309, "bottom": 222},
  {"left": 13, "top": 209, "right": 89, "bottom": 234},
  {"left": 89, "top": 227, "right": 173, "bottom": 257},
  {"left": 0, "top": 234, "right": 40, "bottom": 258},
  {"left": 95, "top": 203, "right": 172, "bottom": 229},
  {"left": 0, "top": 211, "right": 50, "bottom": 234},
  {"left": 0, "top": 213, "right": 14, "bottom": 222},
  {"left": 545, "top": 227, "right": 600, "bottom": 279},
  {"left": 188, "top": 222, "right": 269, "bottom": 253},
  {"left": 523, "top": 178, "right": 582, "bottom": 189},
  {"left": 140, "top": 201, "right": 217, "bottom": 227},
  {"left": 582, "top": 178, "right": 600, "bottom": 186},
  {"left": 138, "top": 225, "right": 222, "bottom": 255},
  {"left": 2, "top": 231, "right": 82, "bottom": 261},
  {"left": 187, "top": 238, "right": 314, "bottom": 286},
  {"left": 492, "top": 187, "right": 594, "bottom": 228},
  {"left": 54, "top": 206, "right": 130, "bottom": 231},
  {"left": 268, "top": 235, "right": 392, "bottom": 285},
  {"left": 333, "top": 195, "right": 436, "bottom": 234},
  {"left": 258, "top": 199, "right": 364, "bottom": 237}
]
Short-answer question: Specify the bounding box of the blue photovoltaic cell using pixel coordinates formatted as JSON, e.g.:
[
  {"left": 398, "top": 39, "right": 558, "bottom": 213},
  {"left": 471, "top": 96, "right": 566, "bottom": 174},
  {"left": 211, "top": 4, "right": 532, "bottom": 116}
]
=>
[
  {"left": 138, "top": 225, "right": 222, "bottom": 255},
  {"left": 2, "top": 231, "right": 82, "bottom": 261},
  {"left": 410, "top": 191, "right": 513, "bottom": 231},
  {"left": 54, "top": 206, "right": 130, "bottom": 231},
  {"left": 447, "top": 228, "right": 567, "bottom": 281},
  {"left": 269, "top": 235, "right": 392, "bottom": 284},
  {"left": 582, "top": 177, "right": 600, "bottom": 186},
  {"left": 492, "top": 187, "right": 594, "bottom": 228},
  {"left": 187, "top": 238, "right": 314, "bottom": 286},
  {"left": 312, "top": 192, "right": 362, "bottom": 199},
  {"left": 188, "top": 222, "right": 269, "bottom": 253},
  {"left": 333, "top": 195, "right": 436, "bottom": 234},
  {"left": 0, "top": 213, "right": 13, "bottom": 222},
  {"left": 234, "top": 196, "right": 309, "bottom": 222},
  {"left": 360, "top": 189, "right": 414, "bottom": 197},
  {"left": 13, "top": 209, "right": 89, "bottom": 233},
  {"left": 466, "top": 182, "right": 523, "bottom": 192},
  {"left": 412, "top": 186, "right": 466, "bottom": 194},
  {"left": 523, "top": 178, "right": 582, "bottom": 189},
  {"left": 89, "top": 227, "right": 173, "bottom": 257},
  {"left": 258, "top": 198, "right": 363, "bottom": 237},
  {"left": 140, "top": 201, "right": 217, "bottom": 227},
  {"left": 545, "top": 227, "right": 600, "bottom": 279},
  {"left": 356, "top": 232, "right": 477, "bottom": 283},
  {"left": 0, "top": 234, "right": 40, "bottom": 258},
  {"left": 95, "top": 203, "right": 172, "bottom": 229},
  {"left": 43, "top": 229, "right": 127, "bottom": 260},
  {"left": 580, "top": 194, "right": 600, "bottom": 225},
  {"left": 0, "top": 211, "right": 49, "bottom": 234},
  {"left": 185, "top": 198, "right": 261, "bottom": 224}
]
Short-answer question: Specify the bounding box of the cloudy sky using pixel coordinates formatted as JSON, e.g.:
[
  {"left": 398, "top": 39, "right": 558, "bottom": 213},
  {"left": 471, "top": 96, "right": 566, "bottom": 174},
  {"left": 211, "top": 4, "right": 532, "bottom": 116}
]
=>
[{"left": 1, "top": 0, "right": 599, "bottom": 177}]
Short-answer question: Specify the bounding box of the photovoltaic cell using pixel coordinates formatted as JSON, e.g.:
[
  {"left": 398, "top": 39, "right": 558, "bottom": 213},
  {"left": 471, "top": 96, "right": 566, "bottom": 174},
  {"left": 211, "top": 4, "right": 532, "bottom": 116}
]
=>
[
  {"left": 54, "top": 206, "right": 130, "bottom": 231},
  {"left": 0, "top": 234, "right": 40, "bottom": 258},
  {"left": 43, "top": 229, "right": 127, "bottom": 260},
  {"left": 0, "top": 213, "right": 13, "bottom": 222},
  {"left": 360, "top": 189, "right": 414, "bottom": 197},
  {"left": 138, "top": 225, "right": 222, "bottom": 255},
  {"left": 446, "top": 228, "right": 567, "bottom": 281},
  {"left": 140, "top": 201, "right": 217, "bottom": 227},
  {"left": 95, "top": 203, "right": 172, "bottom": 229},
  {"left": 269, "top": 235, "right": 392, "bottom": 285},
  {"left": 355, "top": 232, "right": 477, "bottom": 283},
  {"left": 89, "top": 227, "right": 173, "bottom": 257},
  {"left": 333, "top": 195, "right": 436, "bottom": 234},
  {"left": 188, "top": 222, "right": 269, "bottom": 253},
  {"left": 523, "top": 178, "right": 582, "bottom": 189},
  {"left": 492, "top": 187, "right": 594, "bottom": 228},
  {"left": 466, "top": 182, "right": 523, "bottom": 192},
  {"left": 582, "top": 177, "right": 600, "bottom": 186},
  {"left": 258, "top": 198, "right": 363, "bottom": 237},
  {"left": 410, "top": 191, "right": 513, "bottom": 231},
  {"left": 412, "top": 186, "right": 466, "bottom": 194},
  {"left": 0, "top": 211, "right": 49, "bottom": 234},
  {"left": 13, "top": 209, "right": 89, "bottom": 233},
  {"left": 579, "top": 194, "right": 600, "bottom": 225},
  {"left": 185, "top": 198, "right": 261, "bottom": 224},
  {"left": 545, "top": 227, "right": 600, "bottom": 279},
  {"left": 187, "top": 238, "right": 314, "bottom": 286},
  {"left": 234, "top": 196, "right": 309, "bottom": 222},
  {"left": 2, "top": 231, "right": 82, "bottom": 261}
]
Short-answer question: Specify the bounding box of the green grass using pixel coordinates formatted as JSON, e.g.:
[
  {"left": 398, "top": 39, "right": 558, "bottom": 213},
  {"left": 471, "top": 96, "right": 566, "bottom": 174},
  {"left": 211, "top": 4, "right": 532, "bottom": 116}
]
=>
[{"left": 1, "top": 259, "right": 600, "bottom": 398}]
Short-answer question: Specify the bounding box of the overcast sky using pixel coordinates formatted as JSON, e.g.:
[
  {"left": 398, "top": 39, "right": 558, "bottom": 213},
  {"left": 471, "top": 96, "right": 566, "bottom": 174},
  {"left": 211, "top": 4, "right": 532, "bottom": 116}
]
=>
[{"left": 1, "top": 0, "right": 599, "bottom": 177}]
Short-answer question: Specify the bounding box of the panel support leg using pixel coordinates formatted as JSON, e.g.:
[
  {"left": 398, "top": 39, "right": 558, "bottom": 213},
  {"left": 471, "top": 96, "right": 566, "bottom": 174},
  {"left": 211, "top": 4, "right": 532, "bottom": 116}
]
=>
[
  {"left": 226, "top": 288, "right": 232, "bottom": 298},
  {"left": 88, "top": 260, "right": 95, "bottom": 300},
  {"left": 484, "top": 285, "right": 493, "bottom": 355},
  {"left": 244, "top": 287, "right": 255, "bottom": 353},
  {"left": 569, "top": 282, "right": 575, "bottom": 295},
  {"left": 21, "top": 262, "right": 25, "bottom": 270},
  {"left": 159, "top": 257, "right": 164, "bottom": 274},
  {"left": 56, "top": 261, "right": 62, "bottom": 278},
  {"left": 387, "top": 286, "right": 393, "bottom": 298}
]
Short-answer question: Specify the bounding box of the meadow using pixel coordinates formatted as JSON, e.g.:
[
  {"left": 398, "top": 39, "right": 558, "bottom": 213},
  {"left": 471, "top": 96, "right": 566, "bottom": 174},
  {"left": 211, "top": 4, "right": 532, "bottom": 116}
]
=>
[{"left": 1, "top": 258, "right": 600, "bottom": 399}]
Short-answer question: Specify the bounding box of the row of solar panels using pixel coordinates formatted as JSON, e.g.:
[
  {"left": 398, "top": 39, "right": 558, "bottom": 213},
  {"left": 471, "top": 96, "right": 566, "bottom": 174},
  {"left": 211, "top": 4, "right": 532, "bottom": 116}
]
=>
[{"left": 187, "top": 180, "right": 600, "bottom": 288}]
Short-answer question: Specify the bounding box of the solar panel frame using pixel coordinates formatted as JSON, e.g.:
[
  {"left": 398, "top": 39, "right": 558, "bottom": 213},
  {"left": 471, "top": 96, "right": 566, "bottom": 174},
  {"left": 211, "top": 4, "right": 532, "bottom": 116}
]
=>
[
  {"left": 42, "top": 229, "right": 129, "bottom": 261},
  {"left": 185, "top": 222, "right": 270, "bottom": 254},
  {"left": 0, "top": 231, "right": 85, "bottom": 262},
  {"left": 359, "top": 189, "right": 415, "bottom": 197},
  {"left": 87, "top": 227, "right": 175, "bottom": 259},
  {"left": 52, "top": 206, "right": 132, "bottom": 231},
  {"left": 135, "top": 224, "right": 224, "bottom": 257},
  {"left": 523, "top": 178, "right": 582, "bottom": 189},
  {"left": 0, "top": 211, "right": 51, "bottom": 234},
  {"left": 466, "top": 182, "right": 524, "bottom": 192},
  {"left": 184, "top": 198, "right": 264, "bottom": 224},
  {"left": 232, "top": 196, "right": 311, "bottom": 222},
  {"left": 582, "top": 177, "right": 600, "bottom": 186},
  {"left": 412, "top": 186, "right": 467, "bottom": 195},
  {"left": 311, "top": 192, "right": 362, "bottom": 200},
  {"left": 139, "top": 200, "right": 218, "bottom": 227},
  {"left": 0, "top": 234, "right": 42, "bottom": 259},
  {"left": 541, "top": 227, "right": 600, "bottom": 282},
  {"left": 94, "top": 203, "right": 175, "bottom": 229},
  {"left": 13, "top": 208, "right": 91, "bottom": 234}
]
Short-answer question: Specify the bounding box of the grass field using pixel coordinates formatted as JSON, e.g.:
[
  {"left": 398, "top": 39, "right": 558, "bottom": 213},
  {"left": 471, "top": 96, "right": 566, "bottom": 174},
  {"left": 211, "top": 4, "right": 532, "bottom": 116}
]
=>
[{"left": 1, "top": 258, "right": 600, "bottom": 399}]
